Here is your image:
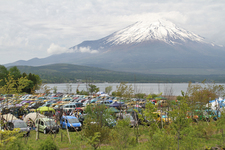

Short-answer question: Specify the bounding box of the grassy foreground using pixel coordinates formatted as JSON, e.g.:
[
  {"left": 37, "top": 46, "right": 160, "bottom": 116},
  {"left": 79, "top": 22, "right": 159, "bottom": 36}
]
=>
[{"left": 8, "top": 122, "right": 225, "bottom": 150}]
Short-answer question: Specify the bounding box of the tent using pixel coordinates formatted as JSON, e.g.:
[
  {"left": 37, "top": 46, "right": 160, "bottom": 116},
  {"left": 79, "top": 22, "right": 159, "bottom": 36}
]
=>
[
  {"left": 97, "top": 91, "right": 105, "bottom": 95},
  {"left": 107, "top": 107, "right": 120, "bottom": 113},
  {"left": 126, "top": 107, "right": 142, "bottom": 113},
  {"left": 23, "top": 112, "right": 45, "bottom": 123},
  {"left": 109, "top": 102, "right": 123, "bottom": 108},
  {"left": 2, "top": 113, "right": 18, "bottom": 121},
  {"left": 100, "top": 94, "right": 109, "bottom": 97}
]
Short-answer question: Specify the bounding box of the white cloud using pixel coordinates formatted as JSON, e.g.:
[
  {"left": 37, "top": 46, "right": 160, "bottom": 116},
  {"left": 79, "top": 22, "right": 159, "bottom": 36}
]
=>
[
  {"left": 47, "top": 43, "right": 69, "bottom": 55},
  {"left": 73, "top": 46, "right": 99, "bottom": 54}
]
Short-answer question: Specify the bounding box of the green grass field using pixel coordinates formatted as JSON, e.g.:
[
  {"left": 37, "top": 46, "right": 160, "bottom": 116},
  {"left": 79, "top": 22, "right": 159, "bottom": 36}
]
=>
[{"left": 9, "top": 122, "right": 225, "bottom": 150}]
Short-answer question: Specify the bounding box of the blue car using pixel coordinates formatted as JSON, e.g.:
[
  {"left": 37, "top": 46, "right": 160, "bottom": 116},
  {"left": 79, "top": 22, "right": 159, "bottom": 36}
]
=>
[{"left": 60, "top": 116, "right": 82, "bottom": 131}]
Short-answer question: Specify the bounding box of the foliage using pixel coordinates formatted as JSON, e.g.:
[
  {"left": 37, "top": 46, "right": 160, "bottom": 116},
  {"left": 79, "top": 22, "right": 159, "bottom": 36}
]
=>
[
  {"left": 169, "top": 98, "right": 192, "bottom": 149},
  {"left": 176, "top": 95, "right": 183, "bottom": 100},
  {"left": 111, "top": 118, "right": 135, "bottom": 149},
  {"left": 146, "top": 93, "right": 162, "bottom": 100},
  {"left": 135, "top": 93, "right": 145, "bottom": 99},
  {"left": 0, "top": 66, "right": 41, "bottom": 94},
  {"left": 0, "top": 65, "right": 8, "bottom": 86},
  {"left": 39, "top": 84, "right": 52, "bottom": 94},
  {"left": 86, "top": 132, "right": 101, "bottom": 150},
  {"left": 83, "top": 105, "right": 112, "bottom": 149},
  {"left": 149, "top": 128, "right": 175, "bottom": 150},
  {"left": 105, "top": 86, "right": 112, "bottom": 95},
  {"left": 142, "top": 102, "right": 160, "bottom": 137},
  {"left": 0, "top": 128, "right": 21, "bottom": 149},
  {"left": 63, "top": 83, "right": 72, "bottom": 94},
  {"left": 116, "top": 82, "right": 134, "bottom": 101},
  {"left": 16, "top": 64, "right": 225, "bottom": 83},
  {"left": 79, "top": 90, "right": 89, "bottom": 95},
  {"left": 111, "top": 91, "right": 116, "bottom": 96},
  {"left": 83, "top": 121, "right": 111, "bottom": 149},
  {"left": 0, "top": 73, "right": 31, "bottom": 95},
  {"left": 8, "top": 66, "right": 21, "bottom": 80},
  {"left": 85, "top": 105, "right": 115, "bottom": 127},
  {"left": 21, "top": 73, "right": 42, "bottom": 93},
  {"left": 186, "top": 82, "right": 225, "bottom": 105},
  {"left": 180, "top": 125, "right": 202, "bottom": 150},
  {"left": 37, "top": 136, "right": 59, "bottom": 150},
  {"left": 52, "top": 86, "right": 57, "bottom": 94},
  {"left": 88, "top": 84, "right": 99, "bottom": 94},
  {"left": 217, "top": 109, "right": 225, "bottom": 145}
]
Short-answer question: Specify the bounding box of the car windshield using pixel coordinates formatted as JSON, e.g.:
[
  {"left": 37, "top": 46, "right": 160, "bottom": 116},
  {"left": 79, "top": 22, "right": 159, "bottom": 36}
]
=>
[
  {"left": 68, "top": 118, "right": 80, "bottom": 123},
  {"left": 14, "top": 122, "right": 27, "bottom": 128},
  {"left": 45, "top": 121, "right": 57, "bottom": 126}
]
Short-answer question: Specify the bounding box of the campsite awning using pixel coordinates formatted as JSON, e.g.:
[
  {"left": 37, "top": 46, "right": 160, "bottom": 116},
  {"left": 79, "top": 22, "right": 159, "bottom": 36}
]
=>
[
  {"left": 2, "top": 113, "right": 18, "bottom": 121},
  {"left": 107, "top": 107, "right": 120, "bottom": 113},
  {"left": 23, "top": 112, "right": 45, "bottom": 123}
]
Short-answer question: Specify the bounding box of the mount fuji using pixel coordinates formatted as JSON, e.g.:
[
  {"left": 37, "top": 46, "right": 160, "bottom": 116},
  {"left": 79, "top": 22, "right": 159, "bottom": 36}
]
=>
[{"left": 5, "top": 19, "right": 225, "bottom": 75}]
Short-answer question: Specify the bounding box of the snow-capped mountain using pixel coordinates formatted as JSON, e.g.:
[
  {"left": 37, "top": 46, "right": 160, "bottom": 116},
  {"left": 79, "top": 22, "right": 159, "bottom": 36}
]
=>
[
  {"left": 5, "top": 19, "right": 225, "bottom": 75},
  {"left": 104, "top": 19, "right": 205, "bottom": 45}
]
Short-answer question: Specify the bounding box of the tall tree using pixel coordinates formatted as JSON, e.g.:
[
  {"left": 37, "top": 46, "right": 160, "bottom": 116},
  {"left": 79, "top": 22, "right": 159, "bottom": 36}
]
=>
[
  {"left": 0, "top": 65, "right": 8, "bottom": 86},
  {"left": 8, "top": 66, "right": 21, "bottom": 80}
]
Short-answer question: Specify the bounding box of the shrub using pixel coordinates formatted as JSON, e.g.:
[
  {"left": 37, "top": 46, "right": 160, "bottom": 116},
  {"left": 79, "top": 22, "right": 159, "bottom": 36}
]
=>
[{"left": 37, "top": 136, "right": 59, "bottom": 150}]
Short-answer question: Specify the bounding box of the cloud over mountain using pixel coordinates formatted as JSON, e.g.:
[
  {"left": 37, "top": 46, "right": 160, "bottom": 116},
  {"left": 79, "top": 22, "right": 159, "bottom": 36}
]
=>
[{"left": 47, "top": 43, "right": 69, "bottom": 54}]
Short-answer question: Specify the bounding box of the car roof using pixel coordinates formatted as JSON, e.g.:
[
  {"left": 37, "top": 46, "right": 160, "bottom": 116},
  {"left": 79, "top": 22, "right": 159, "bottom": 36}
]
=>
[
  {"left": 62, "top": 116, "right": 78, "bottom": 119},
  {"left": 37, "top": 117, "right": 54, "bottom": 121},
  {"left": 10, "top": 119, "right": 26, "bottom": 123}
]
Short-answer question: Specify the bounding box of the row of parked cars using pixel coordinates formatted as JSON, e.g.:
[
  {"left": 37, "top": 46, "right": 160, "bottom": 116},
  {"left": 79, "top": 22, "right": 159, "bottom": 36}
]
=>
[{"left": 2, "top": 113, "right": 82, "bottom": 136}]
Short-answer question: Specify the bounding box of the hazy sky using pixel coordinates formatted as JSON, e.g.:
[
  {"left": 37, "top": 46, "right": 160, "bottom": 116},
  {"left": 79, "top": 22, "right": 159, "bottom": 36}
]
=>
[{"left": 0, "top": 0, "right": 224, "bottom": 64}]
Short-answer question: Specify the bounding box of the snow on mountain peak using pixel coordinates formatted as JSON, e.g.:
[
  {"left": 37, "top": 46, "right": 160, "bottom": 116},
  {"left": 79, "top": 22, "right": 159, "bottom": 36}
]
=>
[{"left": 105, "top": 19, "right": 205, "bottom": 45}]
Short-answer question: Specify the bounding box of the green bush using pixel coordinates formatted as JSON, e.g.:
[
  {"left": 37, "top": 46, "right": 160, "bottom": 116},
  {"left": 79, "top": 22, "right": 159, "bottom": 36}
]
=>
[{"left": 37, "top": 136, "right": 59, "bottom": 150}]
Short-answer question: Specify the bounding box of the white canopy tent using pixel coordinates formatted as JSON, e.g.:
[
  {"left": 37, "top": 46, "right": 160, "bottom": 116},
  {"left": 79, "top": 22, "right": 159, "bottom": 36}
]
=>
[{"left": 23, "top": 112, "right": 45, "bottom": 123}]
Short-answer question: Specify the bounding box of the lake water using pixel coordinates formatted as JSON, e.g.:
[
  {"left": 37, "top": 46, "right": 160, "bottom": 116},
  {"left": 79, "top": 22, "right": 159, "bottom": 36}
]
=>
[{"left": 40, "top": 83, "right": 225, "bottom": 96}]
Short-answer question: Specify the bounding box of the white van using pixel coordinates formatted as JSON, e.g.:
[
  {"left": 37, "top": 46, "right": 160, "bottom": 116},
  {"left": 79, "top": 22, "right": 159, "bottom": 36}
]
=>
[{"left": 62, "top": 103, "right": 76, "bottom": 112}]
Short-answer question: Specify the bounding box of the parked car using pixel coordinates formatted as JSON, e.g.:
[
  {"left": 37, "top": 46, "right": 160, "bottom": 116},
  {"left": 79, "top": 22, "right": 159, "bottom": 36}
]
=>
[
  {"left": 153, "top": 111, "right": 172, "bottom": 124},
  {"left": 6, "top": 119, "right": 30, "bottom": 131},
  {"left": 60, "top": 116, "right": 82, "bottom": 131},
  {"left": 63, "top": 102, "right": 84, "bottom": 112},
  {"left": 6, "top": 119, "right": 30, "bottom": 136},
  {"left": 35, "top": 117, "right": 59, "bottom": 134}
]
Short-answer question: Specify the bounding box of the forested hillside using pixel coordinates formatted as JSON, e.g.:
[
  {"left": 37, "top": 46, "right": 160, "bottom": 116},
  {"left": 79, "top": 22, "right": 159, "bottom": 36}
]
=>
[{"left": 14, "top": 64, "right": 225, "bottom": 83}]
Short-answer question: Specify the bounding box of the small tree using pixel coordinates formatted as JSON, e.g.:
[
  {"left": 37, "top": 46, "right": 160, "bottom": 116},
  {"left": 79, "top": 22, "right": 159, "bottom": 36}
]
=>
[
  {"left": 169, "top": 93, "right": 192, "bottom": 150},
  {"left": 217, "top": 108, "right": 225, "bottom": 146},
  {"left": 64, "top": 83, "right": 72, "bottom": 94},
  {"left": 87, "top": 132, "right": 101, "bottom": 150},
  {"left": 105, "top": 86, "right": 112, "bottom": 95},
  {"left": 37, "top": 136, "right": 59, "bottom": 150},
  {"left": 112, "top": 118, "right": 134, "bottom": 149},
  {"left": 83, "top": 105, "right": 112, "bottom": 149},
  {"left": 53, "top": 86, "right": 57, "bottom": 94},
  {"left": 116, "top": 82, "right": 134, "bottom": 101},
  {"left": 88, "top": 84, "right": 99, "bottom": 95},
  {"left": 39, "top": 84, "right": 52, "bottom": 94},
  {"left": 143, "top": 102, "right": 160, "bottom": 138}
]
